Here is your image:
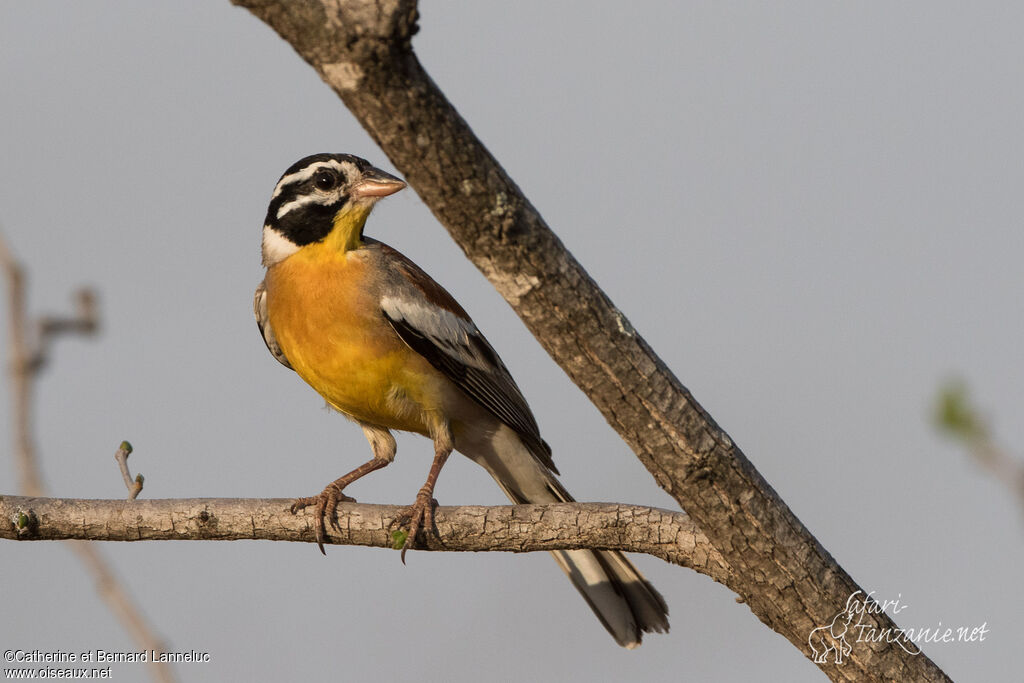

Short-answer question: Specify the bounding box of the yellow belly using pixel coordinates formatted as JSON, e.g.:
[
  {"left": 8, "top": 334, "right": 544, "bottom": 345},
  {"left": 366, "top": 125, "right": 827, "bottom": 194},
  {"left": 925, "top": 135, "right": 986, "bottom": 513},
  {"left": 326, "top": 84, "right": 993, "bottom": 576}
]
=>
[{"left": 264, "top": 246, "right": 442, "bottom": 434}]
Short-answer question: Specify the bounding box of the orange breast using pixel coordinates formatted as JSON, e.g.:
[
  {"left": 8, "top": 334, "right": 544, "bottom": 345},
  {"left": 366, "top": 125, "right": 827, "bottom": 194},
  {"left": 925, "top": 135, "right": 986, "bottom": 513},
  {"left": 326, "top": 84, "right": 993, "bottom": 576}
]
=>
[{"left": 263, "top": 246, "right": 441, "bottom": 433}]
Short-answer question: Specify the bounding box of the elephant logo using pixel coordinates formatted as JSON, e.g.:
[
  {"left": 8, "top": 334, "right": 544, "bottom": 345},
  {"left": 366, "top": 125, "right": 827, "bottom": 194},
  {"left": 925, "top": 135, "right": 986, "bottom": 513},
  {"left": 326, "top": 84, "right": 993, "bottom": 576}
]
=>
[
  {"left": 809, "top": 591, "right": 923, "bottom": 664},
  {"left": 808, "top": 598, "right": 857, "bottom": 664}
]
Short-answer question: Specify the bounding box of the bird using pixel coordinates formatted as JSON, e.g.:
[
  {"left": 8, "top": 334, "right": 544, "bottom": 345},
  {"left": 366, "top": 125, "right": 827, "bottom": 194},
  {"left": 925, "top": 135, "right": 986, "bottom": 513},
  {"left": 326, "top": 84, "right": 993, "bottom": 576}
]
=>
[{"left": 254, "top": 153, "right": 669, "bottom": 647}]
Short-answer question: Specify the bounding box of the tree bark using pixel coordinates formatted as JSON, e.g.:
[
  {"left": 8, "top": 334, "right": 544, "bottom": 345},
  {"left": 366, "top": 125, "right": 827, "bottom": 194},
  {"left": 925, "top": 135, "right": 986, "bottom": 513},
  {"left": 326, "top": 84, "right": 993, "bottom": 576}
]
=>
[
  {"left": 1, "top": 496, "right": 730, "bottom": 582},
  {"left": 229, "top": 1, "right": 951, "bottom": 680}
]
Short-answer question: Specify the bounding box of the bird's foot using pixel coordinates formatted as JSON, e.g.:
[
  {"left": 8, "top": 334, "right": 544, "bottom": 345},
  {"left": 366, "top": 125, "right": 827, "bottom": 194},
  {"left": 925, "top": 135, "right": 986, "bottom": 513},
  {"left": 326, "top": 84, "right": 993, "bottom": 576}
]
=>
[
  {"left": 392, "top": 491, "right": 439, "bottom": 564},
  {"left": 290, "top": 484, "right": 357, "bottom": 555}
]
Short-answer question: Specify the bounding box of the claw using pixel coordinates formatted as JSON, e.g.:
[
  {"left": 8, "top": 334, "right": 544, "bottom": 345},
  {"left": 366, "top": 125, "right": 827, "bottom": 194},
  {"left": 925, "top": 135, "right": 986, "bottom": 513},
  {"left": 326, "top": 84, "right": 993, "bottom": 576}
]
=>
[
  {"left": 395, "top": 494, "right": 439, "bottom": 564},
  {"left": 290, "top": 486, "right": 356, "bottom": 554}
]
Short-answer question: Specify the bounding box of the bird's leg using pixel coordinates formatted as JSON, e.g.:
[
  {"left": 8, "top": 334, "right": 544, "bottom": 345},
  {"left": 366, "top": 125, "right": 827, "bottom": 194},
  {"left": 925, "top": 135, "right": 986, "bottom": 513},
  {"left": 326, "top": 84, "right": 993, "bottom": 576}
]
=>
[
  {"left": 292, "top": 423, "right": 396, "bottom": 555},
  {"left": 396, "top": 423, "right": 453, "bottom": 563},
  {"left": 290, "top": 458, "right": 385, "bottom": 554}
]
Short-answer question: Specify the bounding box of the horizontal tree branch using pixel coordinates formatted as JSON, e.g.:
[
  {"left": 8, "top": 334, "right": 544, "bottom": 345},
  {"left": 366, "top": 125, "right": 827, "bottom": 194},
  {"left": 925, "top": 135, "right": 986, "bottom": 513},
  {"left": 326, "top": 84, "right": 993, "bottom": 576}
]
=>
[{"left": 1, "top": 495, "right": 732, "bottom": 584}]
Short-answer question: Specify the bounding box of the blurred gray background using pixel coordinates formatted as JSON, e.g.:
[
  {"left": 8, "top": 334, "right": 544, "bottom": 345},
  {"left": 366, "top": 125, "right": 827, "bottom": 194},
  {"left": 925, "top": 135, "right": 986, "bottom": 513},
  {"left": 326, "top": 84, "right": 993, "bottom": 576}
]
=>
[{"left": 2, "top": 3, "right": 1020, "bottom": 681}]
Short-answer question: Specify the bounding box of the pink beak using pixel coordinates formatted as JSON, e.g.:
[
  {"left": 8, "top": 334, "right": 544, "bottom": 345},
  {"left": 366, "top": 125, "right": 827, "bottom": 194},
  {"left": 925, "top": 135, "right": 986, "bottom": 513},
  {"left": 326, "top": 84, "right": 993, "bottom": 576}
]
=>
[{"left": 352, "top": 167, "right": 406, "bottom": 198}]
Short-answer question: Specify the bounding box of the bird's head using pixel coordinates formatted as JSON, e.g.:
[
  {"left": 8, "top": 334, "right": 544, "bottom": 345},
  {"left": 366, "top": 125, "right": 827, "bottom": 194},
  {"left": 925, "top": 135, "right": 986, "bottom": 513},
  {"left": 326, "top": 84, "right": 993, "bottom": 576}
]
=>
[{"left": 261, "top": 153, "right": 406, "bottom": 266}]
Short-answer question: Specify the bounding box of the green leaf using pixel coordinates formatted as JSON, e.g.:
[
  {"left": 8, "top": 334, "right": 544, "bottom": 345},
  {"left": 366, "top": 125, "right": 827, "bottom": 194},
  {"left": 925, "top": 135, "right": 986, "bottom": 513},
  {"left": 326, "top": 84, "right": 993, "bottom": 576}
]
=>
[{"left": 934, "top": 379, "right": 986, "bottom": 441}]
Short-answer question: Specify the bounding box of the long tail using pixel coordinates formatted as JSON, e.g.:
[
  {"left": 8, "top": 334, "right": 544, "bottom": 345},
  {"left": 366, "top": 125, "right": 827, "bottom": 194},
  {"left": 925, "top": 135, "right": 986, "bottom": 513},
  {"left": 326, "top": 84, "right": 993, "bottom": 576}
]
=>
[{"left": 459, "top": 423, "right": 670, "bottom": 648}]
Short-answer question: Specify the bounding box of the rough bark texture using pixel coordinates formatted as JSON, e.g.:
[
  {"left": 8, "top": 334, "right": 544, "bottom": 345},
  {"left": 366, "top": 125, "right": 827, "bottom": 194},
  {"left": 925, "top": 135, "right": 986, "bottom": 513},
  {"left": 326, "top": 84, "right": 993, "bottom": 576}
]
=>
[
  {"left": 229, "top": 1, "right": 951, "bottom": 680},
  {"left": 1, "top": 496, "right": 730, "bottom": 583}
]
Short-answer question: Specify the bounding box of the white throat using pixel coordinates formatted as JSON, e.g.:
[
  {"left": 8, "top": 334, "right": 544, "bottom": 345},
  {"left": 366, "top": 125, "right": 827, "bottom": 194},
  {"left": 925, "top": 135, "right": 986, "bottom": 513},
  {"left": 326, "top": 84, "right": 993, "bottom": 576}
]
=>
[{"left": 261, "top": 225, "right": 300, "bottom": 266}]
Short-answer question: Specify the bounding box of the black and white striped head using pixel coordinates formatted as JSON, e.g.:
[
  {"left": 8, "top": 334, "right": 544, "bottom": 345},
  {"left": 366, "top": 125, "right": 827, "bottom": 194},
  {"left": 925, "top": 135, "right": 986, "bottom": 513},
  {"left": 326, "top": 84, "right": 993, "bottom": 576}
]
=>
[{"left": 261, "top": 153, "right": 406, "bottom": 266}]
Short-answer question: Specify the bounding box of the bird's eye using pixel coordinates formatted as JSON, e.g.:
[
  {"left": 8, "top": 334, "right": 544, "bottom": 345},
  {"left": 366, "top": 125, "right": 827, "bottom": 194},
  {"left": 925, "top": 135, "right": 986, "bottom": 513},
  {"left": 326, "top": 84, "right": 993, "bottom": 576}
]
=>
[{"left": 314, "top": 171, "right": 338, "bottom": 191}]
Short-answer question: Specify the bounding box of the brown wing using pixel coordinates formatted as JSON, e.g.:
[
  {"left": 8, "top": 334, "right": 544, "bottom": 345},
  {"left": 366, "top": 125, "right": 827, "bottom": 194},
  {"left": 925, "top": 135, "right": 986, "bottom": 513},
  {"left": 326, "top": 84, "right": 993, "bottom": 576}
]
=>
[{"left": 371, "top": 241, "right": 555, "bottom": 473}]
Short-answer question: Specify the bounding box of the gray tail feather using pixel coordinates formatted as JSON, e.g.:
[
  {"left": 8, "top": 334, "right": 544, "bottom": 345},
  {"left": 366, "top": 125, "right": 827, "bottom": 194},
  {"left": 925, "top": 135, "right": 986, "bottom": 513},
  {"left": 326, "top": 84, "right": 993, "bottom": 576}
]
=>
[
  {"left": 550, "top": 547, "right": 670, "bottom": 648},
  {"left": 495, "top": 470, "right": 670, "bottom": 647}
]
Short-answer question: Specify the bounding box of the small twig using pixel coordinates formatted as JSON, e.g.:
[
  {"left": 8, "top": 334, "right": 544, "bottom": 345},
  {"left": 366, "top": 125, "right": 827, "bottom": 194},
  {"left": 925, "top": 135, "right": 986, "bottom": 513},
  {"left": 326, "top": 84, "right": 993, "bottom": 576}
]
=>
[
  {"left": 1, "top": 231, "right": 175, "bottom": 683},
  {"left": 972, "top": 441, "right": 1024, "bottom": 514},
  {"left": 31, "top": 287, "right": 100, "bottom": 373},
  {"left": 114, "top": 441, "right": 144, "bottom": 500},
  {"left": 935, "top": 379, "right": 1024, "bottom": 518},
  {"left": 0, "top": 233, "right": 43, "bottom": 497}
]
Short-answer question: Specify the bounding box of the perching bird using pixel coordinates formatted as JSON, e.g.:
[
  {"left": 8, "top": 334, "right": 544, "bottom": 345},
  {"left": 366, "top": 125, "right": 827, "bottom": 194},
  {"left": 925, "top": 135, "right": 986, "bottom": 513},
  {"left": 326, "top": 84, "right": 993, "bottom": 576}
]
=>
[{"left": 254, "top": 153, "right": 669, "bottom": 647}]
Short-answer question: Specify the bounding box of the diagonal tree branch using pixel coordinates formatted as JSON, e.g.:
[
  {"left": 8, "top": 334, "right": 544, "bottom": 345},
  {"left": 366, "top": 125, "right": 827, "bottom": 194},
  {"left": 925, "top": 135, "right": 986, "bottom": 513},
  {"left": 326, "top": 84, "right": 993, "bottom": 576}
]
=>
[
  {"left": 230, "top": 2, "right": 950, "bottom": 680},
  {"left": 1, "top": 496, "right": 733, "bottom": 584}
]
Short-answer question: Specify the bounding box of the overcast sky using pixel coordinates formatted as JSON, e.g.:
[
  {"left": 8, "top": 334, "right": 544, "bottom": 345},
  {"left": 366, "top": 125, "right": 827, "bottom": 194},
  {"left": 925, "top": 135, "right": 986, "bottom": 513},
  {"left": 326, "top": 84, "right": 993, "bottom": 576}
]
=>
[{"left": 2, "top": 3, "right": 1021, "bottom": 681}]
